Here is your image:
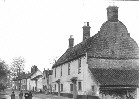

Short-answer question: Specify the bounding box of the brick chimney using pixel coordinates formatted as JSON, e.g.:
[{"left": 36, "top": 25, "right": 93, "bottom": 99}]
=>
[
  {"left": 69, "top": 35, "right": 74, "bottom": 48},
  {"left": 107, "top": 6, "right": 118, "bottom": 22},
  {"left": 82, "top": 22, "right": 91, "bottom": 41}
]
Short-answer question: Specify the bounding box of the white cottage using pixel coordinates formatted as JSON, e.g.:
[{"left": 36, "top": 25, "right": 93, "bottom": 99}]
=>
[
  {"left": 26, "top": 65, "right": 43, "bottom": 92},
  {"left": 52, "top": 6, "right": 139, "bottom": 99}
]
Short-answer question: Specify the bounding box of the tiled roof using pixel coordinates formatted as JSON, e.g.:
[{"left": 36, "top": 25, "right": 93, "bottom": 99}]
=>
[
  {"left": 89, "top": 68, "right": 139, "bottom": 86},
  {"left": 52, "top": 36, "right": 95, "bottom": 68},
  {"left": 27, "top": 71, "right": 36, "bottom": 78},
  {"left": 43, "top": 70, "right": 53, "bottom": 78},
  {"left": 12, "top": 73, "right": 31, "bottom": 81},
  {"left": 52, "top": 21, "right": 139, "bottom": 68},
  {"left": 87, "top": 21, "right": 139, "bottom": 59},
  {"left": 31, "top": 75, "right": 42, "bottom": 80}
]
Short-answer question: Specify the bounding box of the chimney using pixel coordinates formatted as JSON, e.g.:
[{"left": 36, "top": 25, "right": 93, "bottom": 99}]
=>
[
  {"left": 69, "top": 35, "right": 74, "bottom": 48},
  {"left": 82, "top": 22, "right": 91, "bottom": 41},
  {"left": 107, "top": 6, "right": 118, "bottom": 22}
]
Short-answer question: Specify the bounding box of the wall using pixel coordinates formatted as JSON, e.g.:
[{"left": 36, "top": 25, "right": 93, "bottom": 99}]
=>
[
  {"left": 87, "top": 58, "right": 139, "bottom": 69},
  {"left": 27, "top": 78, "right": 36, "bottom": 91},
  {"left": 31, "top": 70, "right": 43, "bottom": 79},
  {"left": 52, "top": 54, "right": 95, "bottom": 95},
  {"left": 37, "top": 77, "right": 43, "bottom": 91}
]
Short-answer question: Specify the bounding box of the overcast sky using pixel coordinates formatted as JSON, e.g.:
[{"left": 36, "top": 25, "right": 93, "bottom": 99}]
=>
[{"left": 0, "top": 0, "right": 139, "bottom": 72}]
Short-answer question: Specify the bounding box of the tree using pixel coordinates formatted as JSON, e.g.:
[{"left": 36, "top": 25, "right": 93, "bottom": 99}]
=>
[
  {"left": 10, "top": 57, "right": 25, "bottom": 91},
  {"left": 10, "top": 56, "right": 25, "bottom": 77},
  {"left": 0, "top": 60, "right": 9, "bottom": 89}
]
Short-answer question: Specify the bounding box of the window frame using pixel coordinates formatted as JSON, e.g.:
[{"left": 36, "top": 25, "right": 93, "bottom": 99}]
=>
[
  {"left": 61, "top": 84, "right": 63, "bottom": 91},
  {"left": 70, "top": 84, "right": 73, "bottom": 91},
  {"left": 55, "top": 68, "right": 56, "bottom": 78},
  {"left": 78, "top": 81, "right": 82, "bottom": 90},
  {"left": 61, "top": 65, "right": 62, "bottom": 76},
  {"left": 68, "top": 62, "right": 70, "bottom": 75},
  {"left": 78, "top": 58, "right": 81, "bottom": 74}
]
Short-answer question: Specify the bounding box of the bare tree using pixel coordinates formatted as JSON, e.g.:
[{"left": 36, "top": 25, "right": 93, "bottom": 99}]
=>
[
  {"left": 10, "top": 56, "right": 25, "bottom": 77},
  {"left": 10, "top": 56, "right": 25, "bottom": 90}
]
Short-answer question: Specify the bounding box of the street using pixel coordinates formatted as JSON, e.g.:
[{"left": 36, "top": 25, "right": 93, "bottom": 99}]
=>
[{"left": 0, "top": 89, "right": 73, "bottom": 99}]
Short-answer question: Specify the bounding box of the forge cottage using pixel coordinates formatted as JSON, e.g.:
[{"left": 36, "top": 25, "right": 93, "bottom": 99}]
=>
[{"left": 51, "top": 6, "right": 139, "bottom": 99}]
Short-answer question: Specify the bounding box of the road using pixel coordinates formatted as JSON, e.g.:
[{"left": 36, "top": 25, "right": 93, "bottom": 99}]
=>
[{"left": 0, "top": 89, "right": 73, "bottom": 99}]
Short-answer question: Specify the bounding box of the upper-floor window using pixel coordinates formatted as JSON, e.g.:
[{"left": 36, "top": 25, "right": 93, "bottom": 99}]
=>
[
  {"left": 78, "top": 82, "right": 82, "bottom": 90},
  {"left": 55, "top": 68, "right": 56, "bottom": 78},
  {"left": 68, "top": 62, "right": 70, "bottom": 75},
  {"left": 92, "top": 85, "right": 95, "bottom": 92},
  {"left": 61, "top": 66, "right": 62, "bottom": 76},
  {"left": 78, "top": 58, "right": 81, "bottom": 74}
]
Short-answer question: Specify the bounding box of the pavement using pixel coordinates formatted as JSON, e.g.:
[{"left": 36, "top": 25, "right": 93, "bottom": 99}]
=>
[{"left": 1, "top": 89, "right": 73, "bottom": 99}]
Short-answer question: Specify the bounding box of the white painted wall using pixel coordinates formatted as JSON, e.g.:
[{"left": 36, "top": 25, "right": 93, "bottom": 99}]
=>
[
  {"left": 31, "top": 70, "right": 43, "bottom": 79},
  {"left": 137, "top": 88, "right": 139, "bottom": 99},
  {"left": 27, "top": 78, "right": 30, "bottom": 90},
  {"left": 37, "top": 77, "right": 43, "bottom": 91},
  {"left": 30, "top": 80, "right": 36, "bottom": 90},
  {"left": 51, "top": 53, "right": 96, "bottom": 95}
]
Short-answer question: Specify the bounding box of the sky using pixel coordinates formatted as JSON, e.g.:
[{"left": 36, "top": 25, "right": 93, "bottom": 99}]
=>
[{"left": 0, "top": 0, "right": 139, "bottom": 72}]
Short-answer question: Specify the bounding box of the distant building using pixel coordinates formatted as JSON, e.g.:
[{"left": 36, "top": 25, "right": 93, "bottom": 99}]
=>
[
  {"left": 42, "top": 68, "right": 53, "bottom": 94},
  {"left": 52, "top": 6, "right": 139, "bottom": 99},
  {"left": 26, "top": 65, "right": 43, "bottom": 92},
  {"left": 13, "top": 65, "right": 43, "bottom": 92}
]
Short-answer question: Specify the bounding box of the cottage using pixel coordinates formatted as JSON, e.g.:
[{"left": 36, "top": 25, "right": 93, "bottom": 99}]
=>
[
  {"left": 52, "top": 6, "right": 139, "bottom": 99},
  {"left": 26, "top": 65, "right": 43, "bottom": 92}
]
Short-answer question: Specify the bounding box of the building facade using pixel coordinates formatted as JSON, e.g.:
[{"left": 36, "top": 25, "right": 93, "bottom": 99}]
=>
[
  {"left": 42, "top": 68, "right": 53, "bottom": 94},
  {"left": 52, "top": 6, "right": 139, "bottom": 99}
]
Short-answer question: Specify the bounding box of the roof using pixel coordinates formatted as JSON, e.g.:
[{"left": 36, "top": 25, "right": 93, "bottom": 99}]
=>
[
  {"left": 52, "top": 37, "right": 93, "bottom": 68},
  {"left": 27, "top": 71, "right": 36, "bottom": 78},
  {"left": 12, "top": 73, "right": 31, "bottom": 81},
  {"left": 31, "top": 75, "right": 42, "bottom": 80},
  {"left": 52, "top": 20, "right": 139, "bottom": 69},
  {"left": 87, "top": 21, "right": 139, "bottom": 59},
  {"left": 43, "top": 70, "right": 53, "bottom": 78},
  {"left": 89, "top": 68, "right": 139, "bottom": 86}
]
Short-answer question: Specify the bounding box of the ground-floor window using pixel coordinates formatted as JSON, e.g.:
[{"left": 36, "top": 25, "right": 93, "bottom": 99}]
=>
[
  {"left": 70, "top": 84, "right": 73, "bottom": 91},
  {"left": 78, "top": 82, "right": 82, "bottom": 90},
  {"left": 55, "top": 84, "right": 56, "bottom": 91},
  {"left": 61, "top": 84, "right": 63, "bottom": 91}
]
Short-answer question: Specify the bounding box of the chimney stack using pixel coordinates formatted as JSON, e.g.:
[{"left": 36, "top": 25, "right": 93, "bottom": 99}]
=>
[
  {"left": 82, "top": 22, "right": 91, "bottom": 41},
  {"left": 107, "top": 6, "right": 118, "bottom": 22},
  {"left": 69, "top": 35, "right": 74, "bottom": 48}
]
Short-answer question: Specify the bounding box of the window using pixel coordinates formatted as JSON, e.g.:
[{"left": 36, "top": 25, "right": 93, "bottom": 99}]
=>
[
  {"left": 70, "top": 84, "right": 73, "bottom": 91},
  {"left": 55, "top": 68, "right": 56, "bottom": 78},
  {"left": 78, "top": 82, "right": 82, "bottom": 90},
  {"left": 68, "top": 62, "right": 70, "bottom": 75},
  {"left": 61, "top": 66, "right": 62, "bottom": 76},
  {"left": 55, "top": 84, "right": 56, "bottom": 91},
  {"left": 78, "top": 58, "right": 81, "bottom": 74},
  {"left": 61, "top": 84, "right": 63, "bottom": 91},
  {"left": 92, "top": 85, "right": 95, "bottom": 91}
]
